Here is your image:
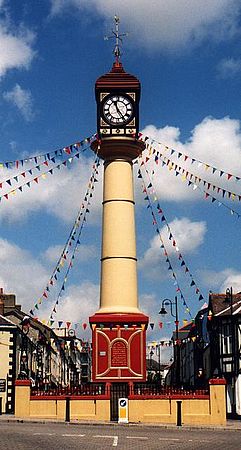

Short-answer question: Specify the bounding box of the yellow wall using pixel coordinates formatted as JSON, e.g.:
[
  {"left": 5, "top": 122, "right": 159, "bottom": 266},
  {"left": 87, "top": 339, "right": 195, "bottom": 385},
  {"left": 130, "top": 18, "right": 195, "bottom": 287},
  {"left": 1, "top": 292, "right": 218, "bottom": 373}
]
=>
[
  {"left": 15, "top": 382, "right": 226, "bottom": 425},
  {"left": 71, "top": 399, "right": 110, "bottom": 421},
  {"left": 129, "top": 384, "right": 226, "bottom": 425}
]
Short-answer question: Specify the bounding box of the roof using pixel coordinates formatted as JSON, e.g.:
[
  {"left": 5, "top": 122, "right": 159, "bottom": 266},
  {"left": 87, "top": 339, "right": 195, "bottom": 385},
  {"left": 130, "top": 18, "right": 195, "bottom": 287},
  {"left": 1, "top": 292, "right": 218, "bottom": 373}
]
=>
[
  {"left": 95, "top": 62, "right": 141, "bottom": 92},
  {"left": 209, "top": 293, "right": 241, "bottom": 317},
  {"left": 0, "top": 314, "right": 17, "bottom": 328},
  {"left": 146, "top": 359, "right": 169, "bottom": 371},
  {"left": 173, "top": 321, "right": 195, "bottom": 341}
]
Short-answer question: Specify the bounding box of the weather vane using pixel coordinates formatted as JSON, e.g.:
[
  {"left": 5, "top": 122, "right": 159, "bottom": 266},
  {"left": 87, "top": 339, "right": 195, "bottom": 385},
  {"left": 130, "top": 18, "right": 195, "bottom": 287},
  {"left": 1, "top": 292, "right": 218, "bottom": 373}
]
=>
[{"left": 104, "top": 16, "right": 128, "bottom": 63}]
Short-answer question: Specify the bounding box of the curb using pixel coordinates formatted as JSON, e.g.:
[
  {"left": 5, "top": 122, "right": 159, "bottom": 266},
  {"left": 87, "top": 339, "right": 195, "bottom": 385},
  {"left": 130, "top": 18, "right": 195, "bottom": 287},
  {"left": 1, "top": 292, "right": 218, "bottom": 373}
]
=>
[{"left": 0, "top": 417, "right": 241, "bottom": 431}]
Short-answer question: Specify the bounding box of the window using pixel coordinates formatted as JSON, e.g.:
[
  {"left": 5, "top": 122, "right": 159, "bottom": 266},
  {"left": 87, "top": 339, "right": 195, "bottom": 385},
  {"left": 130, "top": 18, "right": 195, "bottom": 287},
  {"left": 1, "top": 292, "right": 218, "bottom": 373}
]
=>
[{"left": 221, "top": 322, "right": 232, "bottom": 354}]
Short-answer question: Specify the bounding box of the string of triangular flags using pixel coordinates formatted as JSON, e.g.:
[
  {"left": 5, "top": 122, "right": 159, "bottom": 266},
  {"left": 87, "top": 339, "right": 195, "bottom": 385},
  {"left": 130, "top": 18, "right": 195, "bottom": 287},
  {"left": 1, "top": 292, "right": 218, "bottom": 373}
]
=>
[
  {"left": 37, "top": 320, "right": 89, "bottom": 331},
  {"left": 138, "top": 164, "right": 194, "bottom": 318},
  {"left": 138, "top": 134, "right": 241, "bottom": 218},
  {"left": 29, "top": 155, "right": 100, "bottom": 319},
  {"left": 156, "top": 153, "right": 241, "bottom": 218},
  {"left": 139, "top": 133, "right": 241, "bottom": 183},
  {"left": 138, "top": 184, "right": 193, "bottom": 318},
  {"left": 0, "top": 134, "right": 95, "bottom": 171},
  {"left": 0, "top": 139, "right": 95, "bottom": 204},
  {"left": 47, "top": 157, "right": 100, "bottom": 324},
  {"left": 147, "top": 340, "right": 173, "bottom": 348},
  {"left": 139, "top": 158, "right": 204, "bottom": 305}
]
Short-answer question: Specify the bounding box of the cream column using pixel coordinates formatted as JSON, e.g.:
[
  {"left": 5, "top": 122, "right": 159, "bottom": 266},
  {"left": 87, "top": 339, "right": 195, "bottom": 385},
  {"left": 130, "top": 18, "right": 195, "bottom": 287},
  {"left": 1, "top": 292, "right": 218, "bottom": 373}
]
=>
[{"left": 98, "top": 157, "right": 140, "bottom": 314}]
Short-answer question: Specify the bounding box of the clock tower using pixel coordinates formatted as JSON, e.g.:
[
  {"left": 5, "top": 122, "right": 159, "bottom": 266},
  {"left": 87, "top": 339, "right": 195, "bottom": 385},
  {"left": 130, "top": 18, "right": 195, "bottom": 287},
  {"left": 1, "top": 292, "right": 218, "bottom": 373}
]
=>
[{"left": 90, "top": 17, "right": 148, "bottom": 384}]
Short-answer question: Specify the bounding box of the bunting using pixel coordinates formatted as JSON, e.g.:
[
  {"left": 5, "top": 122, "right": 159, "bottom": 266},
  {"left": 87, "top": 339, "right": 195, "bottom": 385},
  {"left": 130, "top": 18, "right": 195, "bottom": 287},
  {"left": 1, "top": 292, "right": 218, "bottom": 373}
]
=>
[
  {"left": 139, "top": 159, "right": 204, "bottom": 304},
  {"left": 0, "top": 134, "right": 96, "bottom": 173},
  {"left": 138, "top": 159, "right": 204, "bottom": 317},
  {"left": 29, "top": 155, "right": 100, "bottom": 319},
  {"left": 155, "top": 153, "right": 241, "bottom": 218},
  {"left": 139, "top": 133, "right": 241, "bottom": 185}
]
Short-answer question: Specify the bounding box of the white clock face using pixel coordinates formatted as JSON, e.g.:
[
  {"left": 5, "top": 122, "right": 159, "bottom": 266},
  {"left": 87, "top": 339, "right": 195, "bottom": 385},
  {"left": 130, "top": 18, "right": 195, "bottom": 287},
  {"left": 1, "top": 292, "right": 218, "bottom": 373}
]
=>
[{"left": 103, "top": 95, "right": 133, "bottom": 125}]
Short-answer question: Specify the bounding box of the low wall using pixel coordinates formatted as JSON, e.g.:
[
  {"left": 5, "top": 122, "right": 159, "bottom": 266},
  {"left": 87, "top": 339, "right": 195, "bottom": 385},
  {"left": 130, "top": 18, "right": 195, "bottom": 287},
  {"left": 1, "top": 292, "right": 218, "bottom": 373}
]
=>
[
  {"left": 14, "top": 379, "right": 226, "bottom": 425},
  {"left": 128, "top": 380, "right": 226, "bottom": 425}
]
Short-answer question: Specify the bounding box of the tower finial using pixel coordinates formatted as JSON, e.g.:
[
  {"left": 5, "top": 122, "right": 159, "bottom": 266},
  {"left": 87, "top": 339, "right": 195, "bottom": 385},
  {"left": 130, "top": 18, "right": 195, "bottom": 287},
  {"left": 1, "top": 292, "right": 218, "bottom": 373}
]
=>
[{"left": 104, "top": 16, "right": 128, "bottom": 64}]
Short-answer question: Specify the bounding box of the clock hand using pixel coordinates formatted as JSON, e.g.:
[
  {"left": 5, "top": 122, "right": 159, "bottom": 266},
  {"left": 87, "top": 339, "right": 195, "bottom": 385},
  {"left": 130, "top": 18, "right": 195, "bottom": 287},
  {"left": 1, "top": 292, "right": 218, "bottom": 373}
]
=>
[{"left": 113, "top": 100, "right": 125, "bottom": 119}]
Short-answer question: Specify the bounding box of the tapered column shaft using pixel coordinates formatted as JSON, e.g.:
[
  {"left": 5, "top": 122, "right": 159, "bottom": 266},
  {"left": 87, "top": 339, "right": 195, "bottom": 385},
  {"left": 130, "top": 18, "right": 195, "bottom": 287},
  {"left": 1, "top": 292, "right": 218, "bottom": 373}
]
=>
[{"left": 98, "top": 157, "right": 140, "bottom": 314}]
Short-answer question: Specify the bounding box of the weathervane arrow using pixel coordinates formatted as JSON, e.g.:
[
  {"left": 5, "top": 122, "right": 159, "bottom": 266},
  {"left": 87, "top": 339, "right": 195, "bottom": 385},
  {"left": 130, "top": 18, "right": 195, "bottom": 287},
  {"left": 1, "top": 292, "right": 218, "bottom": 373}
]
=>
[{"left": 104, "top": 15, "right": 128, "bottom": 63}]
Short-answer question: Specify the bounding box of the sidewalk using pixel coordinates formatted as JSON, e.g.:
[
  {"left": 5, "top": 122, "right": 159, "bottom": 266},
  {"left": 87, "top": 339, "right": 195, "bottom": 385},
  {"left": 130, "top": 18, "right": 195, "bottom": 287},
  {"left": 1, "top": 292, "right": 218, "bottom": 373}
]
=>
[{"left": 0, "top": 415, "right": 241, "bottom": 431}]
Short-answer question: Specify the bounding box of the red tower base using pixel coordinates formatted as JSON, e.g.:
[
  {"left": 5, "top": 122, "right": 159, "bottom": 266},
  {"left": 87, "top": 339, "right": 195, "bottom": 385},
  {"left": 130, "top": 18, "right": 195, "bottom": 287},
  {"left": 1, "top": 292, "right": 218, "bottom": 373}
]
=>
[{"left": 89, "top": 313, "right": 149, "bottom": 382}]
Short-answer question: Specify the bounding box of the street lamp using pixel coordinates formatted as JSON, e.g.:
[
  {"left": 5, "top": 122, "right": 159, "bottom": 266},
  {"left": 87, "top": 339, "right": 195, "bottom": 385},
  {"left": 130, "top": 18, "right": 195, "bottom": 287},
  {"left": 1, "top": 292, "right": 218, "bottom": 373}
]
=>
[
  {"left": 19, "top": 316, "right": 31, "bottom": 379},
  {"left": 225, "top": 287, "right": 235, "bottom": 415},
  {"left": 159, "top": 297, "right": 180, "bottom": 386}
]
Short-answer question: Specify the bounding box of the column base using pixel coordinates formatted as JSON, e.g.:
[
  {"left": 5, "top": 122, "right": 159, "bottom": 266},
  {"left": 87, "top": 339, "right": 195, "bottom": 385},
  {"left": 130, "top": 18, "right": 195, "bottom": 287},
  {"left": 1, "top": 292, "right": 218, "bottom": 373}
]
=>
[{"left": 89, "top": 312, "right": 149, "bottom": 382}]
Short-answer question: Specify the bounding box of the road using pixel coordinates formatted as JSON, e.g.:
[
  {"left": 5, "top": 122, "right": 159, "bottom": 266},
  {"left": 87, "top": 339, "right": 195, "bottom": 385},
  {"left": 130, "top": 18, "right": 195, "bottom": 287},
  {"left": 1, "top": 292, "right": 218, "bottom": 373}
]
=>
[{"left": 0, "top": 422, "right": 240, "bottom": 449}]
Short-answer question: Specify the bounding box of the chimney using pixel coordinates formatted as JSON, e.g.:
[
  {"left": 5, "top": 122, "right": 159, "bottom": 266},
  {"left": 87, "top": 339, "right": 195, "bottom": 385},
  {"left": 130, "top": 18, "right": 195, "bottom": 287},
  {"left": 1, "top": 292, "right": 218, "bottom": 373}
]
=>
[
  {"left": 0, "top": 300, "right": 4, "bottom": 316},
  {"left": 0, "top": 288, "right": 3, "bottom": 295}
]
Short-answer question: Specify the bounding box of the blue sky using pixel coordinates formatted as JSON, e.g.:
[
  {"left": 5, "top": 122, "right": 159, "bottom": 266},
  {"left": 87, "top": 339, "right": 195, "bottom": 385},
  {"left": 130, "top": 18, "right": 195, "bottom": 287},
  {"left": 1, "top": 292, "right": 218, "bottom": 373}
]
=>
[{"left": 1, "top": 0, "right": 241, "bottom": 357}]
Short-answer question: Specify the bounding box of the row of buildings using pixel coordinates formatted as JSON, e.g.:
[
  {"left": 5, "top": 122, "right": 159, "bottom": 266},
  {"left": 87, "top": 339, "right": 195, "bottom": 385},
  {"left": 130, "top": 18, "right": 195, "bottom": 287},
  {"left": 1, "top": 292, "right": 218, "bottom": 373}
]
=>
[
  {"left": 1, "top": 286, "right": 241, "bottom": 417},
  {"left": 167, "top": 289, "right": 241, "bottom": 417},
  {"left": 0, "top": 289, "right": 91, "bottom": 414}
]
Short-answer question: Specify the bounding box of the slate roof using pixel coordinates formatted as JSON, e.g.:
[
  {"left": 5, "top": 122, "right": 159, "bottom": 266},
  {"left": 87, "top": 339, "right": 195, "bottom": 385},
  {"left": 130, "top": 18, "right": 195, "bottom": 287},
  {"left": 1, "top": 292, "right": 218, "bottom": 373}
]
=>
[
  {"left": 0, "top": 314, "right": 17, "bottom": 327},
  {"left": 209, "top": 292, "right": 241, "bottom": 317}
]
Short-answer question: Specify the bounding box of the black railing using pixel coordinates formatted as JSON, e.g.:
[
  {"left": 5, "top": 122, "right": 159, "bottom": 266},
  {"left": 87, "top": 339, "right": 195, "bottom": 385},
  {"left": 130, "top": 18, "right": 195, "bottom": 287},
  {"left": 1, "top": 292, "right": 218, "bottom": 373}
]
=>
[
  {"left": 31, "top": 382, "right": 209, "bottom": 398},
  {"left": 131, "top": 383, "right": 209, "bottom": 397},
  {"left": 31, "top": 383, "right": 107, "bottom": 397}
]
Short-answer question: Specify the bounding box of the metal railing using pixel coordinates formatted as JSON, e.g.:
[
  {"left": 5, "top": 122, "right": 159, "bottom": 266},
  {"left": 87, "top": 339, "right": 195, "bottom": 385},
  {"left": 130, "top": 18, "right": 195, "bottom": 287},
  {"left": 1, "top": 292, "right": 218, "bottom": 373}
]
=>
[
  {"left": 131, "top": 383, "right": 209, "bottom": 397},
  {"left": 31, "top": 383, "right": 107, "bottom": 397}
]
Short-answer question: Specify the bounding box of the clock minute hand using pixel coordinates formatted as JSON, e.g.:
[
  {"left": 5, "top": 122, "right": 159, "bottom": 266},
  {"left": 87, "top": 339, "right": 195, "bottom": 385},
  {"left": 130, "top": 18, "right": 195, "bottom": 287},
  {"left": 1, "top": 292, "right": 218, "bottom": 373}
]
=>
[{"left": 113, "top": 100, "right": 125, "bottom": 119}]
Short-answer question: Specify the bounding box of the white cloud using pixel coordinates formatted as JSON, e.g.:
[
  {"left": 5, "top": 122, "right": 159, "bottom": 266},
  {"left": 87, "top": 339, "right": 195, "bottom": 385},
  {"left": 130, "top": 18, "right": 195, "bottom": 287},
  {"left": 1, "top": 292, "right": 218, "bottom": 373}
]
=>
[
  {"left": 44, "top": 243, "right": 97, "bottom": 263},
  {"left": 50, "top": 0, "right": 241, "bottom": 51},
  {"left": 0, "top": 153, "right": 103, "bottom": 224},
  {"left": 201, "top": 268, "right": 241, "bottom": 293},
  {"left": 0, "top": 237, "right": 48, "bottom": 310},
  {"left": 0, "top": 6, "right": 35, "bottom": 78},
  {"left": 0, "top": 236, "right": 99, "bottom": 332},
  {"left": 46, "top": 282, "right": 99, "bottom": 326},
  {"left": 217, "top": 57, "right": 241, "bottom": 78},
  {"left": 3, "top": 84, "right": 35, "bottom": 121},
  {"left": 140, "top": 116, "right": 241, "bottom": 202},
  {"left": 139, "top": 217, "right": 207, "bottom": 279}
]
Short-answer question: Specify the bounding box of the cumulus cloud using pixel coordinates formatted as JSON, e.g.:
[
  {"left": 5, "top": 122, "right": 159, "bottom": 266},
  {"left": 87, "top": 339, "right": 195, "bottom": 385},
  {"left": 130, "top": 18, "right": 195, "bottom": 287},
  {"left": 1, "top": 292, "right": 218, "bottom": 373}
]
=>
[
  {"left": 0, "top": 3, "right": 35, "bottom": 78},
  {"left": 139, "top": 116, "right": 241, "bottom": 202},
  {"left": 139, "top": 217, "right": 207, "bottom": 279},
  {"left": 0, "top": 153, "right": 103, "bottom": 224},
  {"left": 200, "top": 268, "right": 241, "bottom": 293},
  {"left": 3, "top": 84, "right": 35, "bottom": 121},
  {"left": 217, "top": 57, "right": 241, "bottom": 79},
  {"left": 44, "top": 243, "right": 97, "bottom": 263},
  {"left": 0, "top": 237, "right": 48, "bottom": 310},
  {"left": 50, "top": 0, "right": 241, "bottom": 51},
  {"left": 0, "top": 236, "right": 99, "bottom": 332},
  {"left": 45, "top": 282, "right": 99, "bottom": 325}
]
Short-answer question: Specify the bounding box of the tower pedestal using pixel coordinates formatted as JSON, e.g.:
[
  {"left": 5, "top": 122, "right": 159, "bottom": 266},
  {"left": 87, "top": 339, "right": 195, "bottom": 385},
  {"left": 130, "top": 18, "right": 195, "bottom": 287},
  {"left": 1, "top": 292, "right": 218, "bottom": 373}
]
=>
[{"left": 90, "top": 312, "right": 148, "bottom": 382}]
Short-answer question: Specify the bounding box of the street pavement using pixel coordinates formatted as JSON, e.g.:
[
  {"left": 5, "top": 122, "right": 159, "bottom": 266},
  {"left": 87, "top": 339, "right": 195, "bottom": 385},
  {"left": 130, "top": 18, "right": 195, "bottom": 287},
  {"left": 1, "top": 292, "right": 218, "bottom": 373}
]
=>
[{"left": 1, "top": 421, "right": 241, "bottom": 449}]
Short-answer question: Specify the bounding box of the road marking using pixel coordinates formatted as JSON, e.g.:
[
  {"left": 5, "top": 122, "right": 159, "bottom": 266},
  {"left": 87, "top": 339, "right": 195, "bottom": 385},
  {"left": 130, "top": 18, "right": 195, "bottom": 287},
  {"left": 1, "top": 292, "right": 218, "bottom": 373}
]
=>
[
  {"left": 113, "top": 436, "right": 118, "bottom": 447},
  {"left": 33, "top": 433, "right": 55, "bottom": 436},
  {"left": 93, "top": 435, "right": 118, "bottom": 446},
  {"left": 126, "top": 436, "right": 148, "bottom": 440},
  {"left": 62, "top": 434, "right": 85, "bottom": 437},
  {"left": 159, "top": 438, "right": 180, "bottom": 441}
]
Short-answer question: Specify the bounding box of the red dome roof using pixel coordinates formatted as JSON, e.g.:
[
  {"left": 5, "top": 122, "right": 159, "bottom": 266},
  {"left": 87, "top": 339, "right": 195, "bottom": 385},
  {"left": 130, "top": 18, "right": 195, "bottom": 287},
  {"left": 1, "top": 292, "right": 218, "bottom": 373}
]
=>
[{"left": 95, "top": 62, "right": 141, "bottom": 91}]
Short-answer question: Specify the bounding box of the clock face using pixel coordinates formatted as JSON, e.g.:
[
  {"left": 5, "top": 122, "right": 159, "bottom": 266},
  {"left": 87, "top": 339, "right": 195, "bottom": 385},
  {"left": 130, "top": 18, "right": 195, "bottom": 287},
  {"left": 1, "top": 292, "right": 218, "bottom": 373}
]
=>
[{"left": 102, "top": 95, "right": 134, "bottom": 125}]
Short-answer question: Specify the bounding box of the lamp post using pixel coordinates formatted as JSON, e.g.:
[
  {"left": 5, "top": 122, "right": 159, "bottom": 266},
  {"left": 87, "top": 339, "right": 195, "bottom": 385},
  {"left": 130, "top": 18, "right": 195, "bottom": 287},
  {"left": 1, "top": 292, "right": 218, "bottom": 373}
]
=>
[
  {"left": 159, "top": 297, "right": 180, "bottom": 386},
  {"left": 19, "top": 316, "right": 31, "bottom": 379},
  {"left": 225, "top": 287, "right": 235, "bottom": 415}
]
